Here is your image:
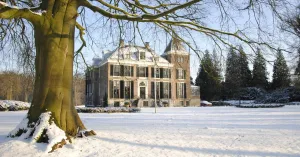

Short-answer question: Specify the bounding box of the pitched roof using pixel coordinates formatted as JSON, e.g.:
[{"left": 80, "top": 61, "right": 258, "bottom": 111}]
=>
[
  {"left": 93, "top": 45, "right": 172, "bottom": 67},
  {"left": 163, "top": 37, "right": 189, "bottom": 55}
]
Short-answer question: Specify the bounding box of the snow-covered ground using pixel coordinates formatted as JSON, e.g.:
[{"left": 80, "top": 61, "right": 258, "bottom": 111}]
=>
[{"left": 0, "top": 106, "right": 300, "bottom": 157}]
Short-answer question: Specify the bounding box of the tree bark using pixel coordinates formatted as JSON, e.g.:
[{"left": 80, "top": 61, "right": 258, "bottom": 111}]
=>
[{"left": 27, "top": 0, "right": 86, "bottom": 137}]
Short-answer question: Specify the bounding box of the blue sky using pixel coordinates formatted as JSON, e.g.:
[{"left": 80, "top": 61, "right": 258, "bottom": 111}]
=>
[{"left": 1, "top": 0, "right": 298, "bottom": 82}]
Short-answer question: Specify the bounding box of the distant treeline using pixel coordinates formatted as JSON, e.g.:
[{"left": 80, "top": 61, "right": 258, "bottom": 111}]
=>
[{"left": 0, "top": 71, "right": 85, "bottom": 106}]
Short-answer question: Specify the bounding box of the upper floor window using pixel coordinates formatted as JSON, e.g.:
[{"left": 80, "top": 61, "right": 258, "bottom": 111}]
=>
[
  {"left": 140, "top": 52, "right": 146, "bottom": 60},
  {"left": 162, "top": 68, "right": 171, "bottom": 78},
  {"left": 177, "top": 57, "right": 184, "bottom": 63},
  {"left": 137, "top": 67, "right": 148, "bottom": 77},
  {"left": 177, "top": 69, "right": 186, "bottom": 79},
  {"left": 124, "top": 66, "right": 133, "bottom": 76},
  {"left": 125, "top": 53, "right": 131, "bottom": 59},
  {"left": 113, "top": 65, "right": 121, "bottom": 76},
  {"left": 111, "top": 65, "right": 133, "bottom": 77}
]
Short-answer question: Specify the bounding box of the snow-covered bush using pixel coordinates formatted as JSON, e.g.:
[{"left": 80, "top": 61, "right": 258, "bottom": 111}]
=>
[
  {"left": 255, "top": 87, "right": 300, "bottom": 104},
  {"left": 235, "top": 104, "right": 285, "bottom": 108},
  {"left": 239, "top": 87, "right": 267, "bottom": 100},
  {"left": 76, "top": 107, "right": 141, "bottom": 113},
  {"left": 211, "top": 101, "right": 232, "bottom": 106},
  {"left": 0, "top": 100, "right": 30, "bottom": 111}
]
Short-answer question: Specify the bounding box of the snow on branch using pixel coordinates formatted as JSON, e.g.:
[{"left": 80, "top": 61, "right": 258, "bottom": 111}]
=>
[{"left": 0, "top": 1, "right": 41, "bottom": 23}]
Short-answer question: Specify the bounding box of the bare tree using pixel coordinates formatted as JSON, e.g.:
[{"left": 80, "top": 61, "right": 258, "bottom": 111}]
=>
[
  {"left": 0, "top": 0, "right": 294, "bottom": 151},
  {"left": 73, "top": 73, "right": 85, "bottom": 106}
]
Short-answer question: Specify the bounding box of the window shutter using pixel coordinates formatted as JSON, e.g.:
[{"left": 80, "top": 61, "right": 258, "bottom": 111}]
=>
[
  {"left": 151, "top": 82, "right": 154, "bottom": 98},
  {"left": 110, "top": 65, "right": 113, "bottom": 76},
  {"left": 176, "top": 83, "right": 178, "bottom": 98},
  {"left": 184, "top": 83, "right": 187, "bottom": 98},
  {"left": 176, "top": 69, "right": 178, "bottom": 79},
  {"left": 109, "top": 81, "right": 113, "bottom": 98},
  {"left": 130, "top": 81, "right": 134, "bottom": 99},
  {"left": 168, "top": 69, "right": 171, "bottom": 78},
  {"left": 160, "top": 68, "right": 163, "bottom": 78},
  {"left": 146, "top": 67, "right": 148, "bottom": 77},
  {"left": 160, "top": 82, "right": 163, "bottom": 98},
  {"left": 136, "top": 67, "right": 139, "bottom": 77},
  {"left": 131, "top": 66, "right": 134, "bottom": 76},
  {"left": 121, "top": 65, "right": 124, "bottom": 76},
  {"left": 184, "top": 70, "right": 186, "bottom": 79},
  {"left": 120, "top": 81, "right": 124, "bottom": 99},
  {"left": 151, "top": 67, "right": 154, "bottom": 78},
  {"left": 169, "top": 83, "right": 172, "bottom": 98}
]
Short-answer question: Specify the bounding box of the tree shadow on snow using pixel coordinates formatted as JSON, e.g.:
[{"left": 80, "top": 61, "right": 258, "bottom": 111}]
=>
[{"left": 95, "top": 136, "right": 299, "bottom": 157}]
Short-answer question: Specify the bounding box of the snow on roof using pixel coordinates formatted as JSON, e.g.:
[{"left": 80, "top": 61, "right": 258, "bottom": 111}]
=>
[
  {"left": 93, "top": 45, "right": 172, "bottom": 67},
  {"left": 163, "top": 37, "right": 189, "bottom": 56}
]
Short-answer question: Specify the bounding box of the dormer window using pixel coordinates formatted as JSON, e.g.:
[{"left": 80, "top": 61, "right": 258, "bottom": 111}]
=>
[
  {"left": 125, "top": 53, "right": 130, "bottom": 59},
  {"left": 140, "top": 52, "right": 145, "bottom": 60}
]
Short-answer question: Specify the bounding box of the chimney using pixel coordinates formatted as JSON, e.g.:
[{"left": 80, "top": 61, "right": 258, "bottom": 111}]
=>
[
  {"left": 145, "top": 42, "right": 150, "bottom": 49},
  {"left": 119, "top": 39, "right": 124, "bottom": 47},
  {"left": 102, "top": 50, "right": 110, "bottom": 56}
]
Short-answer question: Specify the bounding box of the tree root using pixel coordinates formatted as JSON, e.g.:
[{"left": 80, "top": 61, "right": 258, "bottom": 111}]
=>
[
  {"left": 77, "top": 130, "right": 96, "bottom": 137},
  {"left": 8, "top": 112, "right": 96, "bottom": 153},
  {"left": 49, "top": 139, "right": 67, "bottom": 153}
]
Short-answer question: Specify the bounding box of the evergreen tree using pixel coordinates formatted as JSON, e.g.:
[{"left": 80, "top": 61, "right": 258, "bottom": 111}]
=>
[
  {"left": 190, "top": 76, "right": 194, "bottom": 85},
  {"left": 295, "top": 50, "right": 300, "bottom": 75},
  {"left": 252, "top": 49, "right": 269, "bottom": 89},
  {"left": 272, "top": 50, "right": 290, "bottom": 89},
  {"left": 225, "top": 47, "right": 241, "bottom": 98},
  {"left": 195, "top": 50, "right": 221, "bottom": 101},
  {"left": 238, "top": 46, "right": 252, "bottom": 87}
]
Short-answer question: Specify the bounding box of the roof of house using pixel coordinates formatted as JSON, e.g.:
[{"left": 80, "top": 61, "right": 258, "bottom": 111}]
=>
[
  {"left": 162, "top": 37, "right": 189, "bottom": 56},
  {"left": 92, "top": 45, "right": 173, "bottom": 67}
]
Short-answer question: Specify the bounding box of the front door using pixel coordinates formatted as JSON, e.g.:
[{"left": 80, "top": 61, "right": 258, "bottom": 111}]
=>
[{"left": 140, "top": 87, "right": 146, "bottom": 99}]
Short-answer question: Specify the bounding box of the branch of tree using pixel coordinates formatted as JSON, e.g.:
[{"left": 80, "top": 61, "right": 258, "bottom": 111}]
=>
[{"left": 0, "top": 1, "right": 40, "bottom": 24}]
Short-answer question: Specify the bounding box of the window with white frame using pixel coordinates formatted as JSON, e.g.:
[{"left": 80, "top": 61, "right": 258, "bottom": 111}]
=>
[
  {"left": 140, "top": 51, "right": 145, "bottom": 60},
  {"left": 124, "top": 81, "right": 131, "bottom": 99},
  {"left": 177, "top": 82, "right": 185, "bottom": 98},
  {"left": 113, "top": 80, "right": 120, "bottom": 98},
  {"left": 124, "top": 66, "right": 132, "bottom": 76},
  {"left": 137, "top": 67, "right": 148, "bottom": 77},
  {"left": 113, "top": 65, "right": 121, "bottom": 76},
  {"left": 125, "top": 53, "right": 131, "bottom": 59},
  {"left": 177, "top": 68, "right": 185, "bottom": 79}
]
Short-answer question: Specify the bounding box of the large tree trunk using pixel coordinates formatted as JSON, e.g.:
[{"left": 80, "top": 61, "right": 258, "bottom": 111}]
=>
[{"left": 27, "top": 0, "right": 86, "bottom": 137}]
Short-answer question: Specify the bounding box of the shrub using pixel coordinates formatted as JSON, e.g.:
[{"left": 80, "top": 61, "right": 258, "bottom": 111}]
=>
[{"left": 76, "top": 107, "right": 141, "bottom": 113}]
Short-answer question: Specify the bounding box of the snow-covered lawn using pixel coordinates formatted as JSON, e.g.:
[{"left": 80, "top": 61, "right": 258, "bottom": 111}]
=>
[{"left": 0, "top": 106, "right": 300, "bottom": 157}]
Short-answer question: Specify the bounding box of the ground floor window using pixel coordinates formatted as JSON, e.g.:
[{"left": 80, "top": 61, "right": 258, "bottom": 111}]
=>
[
  {"left": 151, "top": 82, "right": 171, "bottom": 99},
  {"left": 177, "top": 83, "right": 186, "bottom": 98},
  {"left": 110, "top": 80, "right": 134, "bottom": 99}
]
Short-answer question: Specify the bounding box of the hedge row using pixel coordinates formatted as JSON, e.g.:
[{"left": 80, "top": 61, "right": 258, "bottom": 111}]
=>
[
  {"left": 0, "top": 100, "right": 30, "bottom": 111},
  {"left": 235, "top": 104, "right": 285, "bottom": 108},
  {"left": 76, "top": 107, "right": 141, "bottom": 113}
]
